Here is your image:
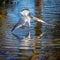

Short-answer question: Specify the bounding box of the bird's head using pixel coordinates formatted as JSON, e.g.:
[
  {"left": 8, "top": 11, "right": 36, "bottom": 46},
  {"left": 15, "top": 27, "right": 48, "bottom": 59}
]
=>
[{"left": 20, "top": 9, "right": 29, "bottom": 16}]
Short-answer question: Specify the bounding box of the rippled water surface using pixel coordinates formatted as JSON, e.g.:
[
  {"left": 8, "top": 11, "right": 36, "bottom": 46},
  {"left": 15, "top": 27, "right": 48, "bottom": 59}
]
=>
[{"left": 0, "top": 0, "right": 60, "bottom": 60}]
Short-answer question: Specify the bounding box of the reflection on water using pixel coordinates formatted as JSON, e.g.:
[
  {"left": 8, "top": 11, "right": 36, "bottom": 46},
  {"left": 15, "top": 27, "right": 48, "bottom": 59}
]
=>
[{"left": 0, "top": 0, "right": 60, "bottom": 60}]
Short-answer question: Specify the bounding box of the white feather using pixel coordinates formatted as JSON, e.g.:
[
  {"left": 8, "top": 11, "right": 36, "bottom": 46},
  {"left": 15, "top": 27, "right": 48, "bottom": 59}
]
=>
[{"left": 32, "top": 16, "right": 48, "bottom": 24}]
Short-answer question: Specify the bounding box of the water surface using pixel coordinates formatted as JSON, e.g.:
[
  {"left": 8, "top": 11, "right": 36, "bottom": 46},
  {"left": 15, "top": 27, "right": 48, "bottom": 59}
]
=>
[{"left": 0, "top": 0, "right": 60, "bottom": 60}]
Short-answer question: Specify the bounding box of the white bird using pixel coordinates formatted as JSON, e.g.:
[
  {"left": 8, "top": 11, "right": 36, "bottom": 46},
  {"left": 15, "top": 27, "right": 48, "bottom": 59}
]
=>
[{"left": 11, "top": 9, "right": 48, "bottom": 31}]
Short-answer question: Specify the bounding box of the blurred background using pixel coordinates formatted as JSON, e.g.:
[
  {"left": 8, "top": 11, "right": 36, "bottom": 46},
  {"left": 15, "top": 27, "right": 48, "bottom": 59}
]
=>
[{"left": 0, "top": 0, "right": 60, "bottom": 60}]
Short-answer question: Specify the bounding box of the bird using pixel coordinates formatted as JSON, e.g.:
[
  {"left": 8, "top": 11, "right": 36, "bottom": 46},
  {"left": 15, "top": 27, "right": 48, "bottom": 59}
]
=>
[{"left": 11, "top": 9, "right": 48, "bottom": 31}]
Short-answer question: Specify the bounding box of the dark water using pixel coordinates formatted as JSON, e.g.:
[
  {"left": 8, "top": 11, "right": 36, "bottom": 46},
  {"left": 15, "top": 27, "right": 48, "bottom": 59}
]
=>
[{"left": 0, "top": 0, "right": 60, "bottom": 60}]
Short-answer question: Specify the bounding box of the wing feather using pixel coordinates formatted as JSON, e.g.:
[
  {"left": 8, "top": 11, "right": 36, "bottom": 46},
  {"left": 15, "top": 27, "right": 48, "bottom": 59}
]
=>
[
  {"left": 32, "top": 16, "right": 48, "bottom": 24},
  {"left": 11, "top": 17, "right": 25, "bottom": 31}
]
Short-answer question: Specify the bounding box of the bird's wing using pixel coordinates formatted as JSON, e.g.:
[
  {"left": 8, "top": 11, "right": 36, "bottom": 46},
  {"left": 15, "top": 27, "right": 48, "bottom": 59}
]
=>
[
  {"left": 11, "top": 17, "right": 25, "bottom": 31},
  {"left": 31, "top": 16, "right": 55, "bottom": 26},
  {"left": 32, "top": 16, "right": 48, "bottom": 24}
]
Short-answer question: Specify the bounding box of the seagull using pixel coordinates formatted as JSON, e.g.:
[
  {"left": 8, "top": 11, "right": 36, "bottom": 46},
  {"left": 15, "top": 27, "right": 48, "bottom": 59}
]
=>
[{"left": 11, "top": 9, "right": 48, "bottom": 31}]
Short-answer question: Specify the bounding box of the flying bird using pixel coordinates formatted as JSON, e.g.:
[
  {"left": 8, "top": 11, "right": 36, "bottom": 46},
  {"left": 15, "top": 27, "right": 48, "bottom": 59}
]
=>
[{"left": 11, "top": 9, "right": 48, "bottom": 31}]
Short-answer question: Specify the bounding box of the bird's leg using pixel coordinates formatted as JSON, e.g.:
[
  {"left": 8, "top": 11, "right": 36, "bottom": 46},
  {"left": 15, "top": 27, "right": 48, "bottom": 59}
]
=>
[
  {"left": 28, "top": 21, "right": 30, "bottom": 28},
  {"left": 27, "top": 18, "right": 30, "bottom": 28}
]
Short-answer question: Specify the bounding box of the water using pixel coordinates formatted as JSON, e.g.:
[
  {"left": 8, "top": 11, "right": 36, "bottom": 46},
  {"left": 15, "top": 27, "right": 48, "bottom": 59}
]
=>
[{"left": 0, "top": 0, "right": 60, "bottom": 60}]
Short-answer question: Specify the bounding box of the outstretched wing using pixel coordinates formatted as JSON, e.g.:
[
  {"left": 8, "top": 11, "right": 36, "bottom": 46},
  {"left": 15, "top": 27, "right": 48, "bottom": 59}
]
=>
[
  {"left": 11, "top": 17, "right": 25, "bottom": 31},
  {"left": 32, "top": 16, "right": 48, "bottom": 24}
]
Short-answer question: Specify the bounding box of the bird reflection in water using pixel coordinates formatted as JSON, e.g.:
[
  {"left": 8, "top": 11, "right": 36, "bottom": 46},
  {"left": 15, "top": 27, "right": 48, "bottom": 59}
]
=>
[
  {"left": 12, "top": 31, "right": 46, "bottom": 50},
  {"left": 11, "top": 31, "right": 47, "bottom": 60}
]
